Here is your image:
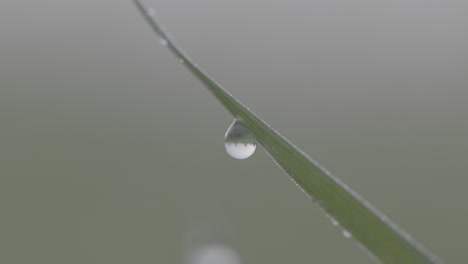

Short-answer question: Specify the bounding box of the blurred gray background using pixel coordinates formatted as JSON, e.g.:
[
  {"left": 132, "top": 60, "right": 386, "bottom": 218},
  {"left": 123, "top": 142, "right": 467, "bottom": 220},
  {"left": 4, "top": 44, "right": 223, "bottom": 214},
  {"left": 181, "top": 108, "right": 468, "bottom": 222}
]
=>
[{"left": 1, "top": 0, "right": 467, "bottom": 263}]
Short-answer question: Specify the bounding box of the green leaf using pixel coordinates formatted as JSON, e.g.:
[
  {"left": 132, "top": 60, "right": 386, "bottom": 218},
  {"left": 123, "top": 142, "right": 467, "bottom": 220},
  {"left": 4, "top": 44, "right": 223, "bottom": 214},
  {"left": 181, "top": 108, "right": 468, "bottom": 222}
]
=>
[{"left": 133, "top": 1, "right": 445, "bottom": 263}]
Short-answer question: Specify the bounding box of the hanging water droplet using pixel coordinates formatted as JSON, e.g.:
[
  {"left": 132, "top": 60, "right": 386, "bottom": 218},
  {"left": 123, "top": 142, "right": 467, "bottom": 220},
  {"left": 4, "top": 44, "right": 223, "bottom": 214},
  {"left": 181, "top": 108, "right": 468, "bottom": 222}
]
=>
[
  {"left": 160, "top": 38, "right": 168, "bottom": 47},
  {"left": 224, "top": 119, "right": 256, "bottom": 159}
]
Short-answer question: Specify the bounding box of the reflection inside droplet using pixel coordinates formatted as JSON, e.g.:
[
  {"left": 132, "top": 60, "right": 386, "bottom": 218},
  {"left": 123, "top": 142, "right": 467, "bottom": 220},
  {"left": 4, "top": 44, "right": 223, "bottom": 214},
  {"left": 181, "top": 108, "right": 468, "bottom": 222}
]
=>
[
  {"left": 224, "top": 119, "right": 256, "bottom": 159},
  {"left": 225, "top": 143, "right": 256, "bottom": 160}
]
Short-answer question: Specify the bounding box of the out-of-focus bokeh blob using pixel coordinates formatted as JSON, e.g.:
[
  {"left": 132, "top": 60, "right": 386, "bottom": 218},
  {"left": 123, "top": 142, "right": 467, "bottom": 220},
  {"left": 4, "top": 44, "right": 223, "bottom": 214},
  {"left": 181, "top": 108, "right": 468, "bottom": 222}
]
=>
[{"left": 187, "top": 244, "right": 242, "bottom": 264}]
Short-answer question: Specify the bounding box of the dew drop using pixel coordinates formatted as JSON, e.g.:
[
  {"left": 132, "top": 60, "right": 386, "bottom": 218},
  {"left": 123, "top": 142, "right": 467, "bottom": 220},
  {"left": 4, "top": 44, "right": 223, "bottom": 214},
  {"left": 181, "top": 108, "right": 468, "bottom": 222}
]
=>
[
  {"left": 342, "top": 230, "right": 352, "bottom": 238},
  {"left": 160, "top": 38, "right": 168, "bottom": 47},
  {"left": 224, "top": 119, "right": 256, "bottom": 159}
]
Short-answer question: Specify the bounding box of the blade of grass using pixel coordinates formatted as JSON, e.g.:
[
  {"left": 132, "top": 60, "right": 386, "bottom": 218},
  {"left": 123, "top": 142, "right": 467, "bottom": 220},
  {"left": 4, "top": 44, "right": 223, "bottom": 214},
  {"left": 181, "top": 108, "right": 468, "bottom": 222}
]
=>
[{"left": 132, "top": 1, "right": 445, "bottom": 264}]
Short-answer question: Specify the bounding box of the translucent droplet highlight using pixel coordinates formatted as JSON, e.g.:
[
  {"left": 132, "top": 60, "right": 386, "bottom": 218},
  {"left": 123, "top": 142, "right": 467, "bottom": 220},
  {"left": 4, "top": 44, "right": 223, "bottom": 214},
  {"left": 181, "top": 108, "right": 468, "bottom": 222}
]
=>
[{"left": 224, "top": 119, "right": 256, "bottom": 159}]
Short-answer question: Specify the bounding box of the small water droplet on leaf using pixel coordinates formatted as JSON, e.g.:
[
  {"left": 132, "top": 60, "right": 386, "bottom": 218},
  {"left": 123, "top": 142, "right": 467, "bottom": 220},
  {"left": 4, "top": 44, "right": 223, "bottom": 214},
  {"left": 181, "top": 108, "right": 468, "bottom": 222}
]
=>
[
  {"left": 160, "top": 38, "right": 168, "bottom": 47},
  {"left": 342, "top": 230, "right": 352, "bottom": 238},
  {"left": 224, "top": 119, "right": 256, "bottom": 159}
]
